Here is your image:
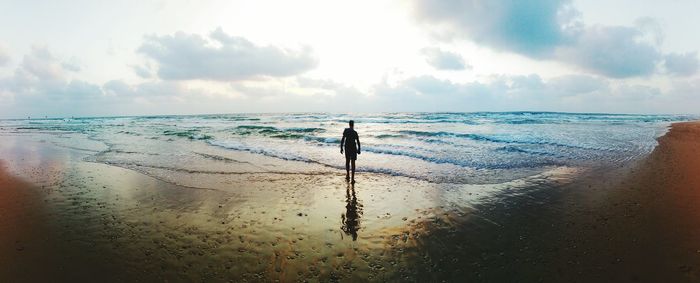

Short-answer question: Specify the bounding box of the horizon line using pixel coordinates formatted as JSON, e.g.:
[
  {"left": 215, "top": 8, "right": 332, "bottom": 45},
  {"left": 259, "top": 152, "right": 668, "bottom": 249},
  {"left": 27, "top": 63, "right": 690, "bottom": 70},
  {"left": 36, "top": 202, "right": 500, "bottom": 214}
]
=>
[{"left": 1, "top": 110, "right": 697, "bottom": 121}]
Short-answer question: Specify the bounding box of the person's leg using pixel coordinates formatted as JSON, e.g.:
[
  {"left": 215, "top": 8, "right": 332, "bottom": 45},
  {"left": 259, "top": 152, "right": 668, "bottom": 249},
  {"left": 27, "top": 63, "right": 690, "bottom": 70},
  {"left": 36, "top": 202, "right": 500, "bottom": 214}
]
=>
[
  {"left": 351, "top": 159, "right": 356, "bottom": 183},
  {"left": 345, "top": 158, "right": 350, "bottom": 180}
]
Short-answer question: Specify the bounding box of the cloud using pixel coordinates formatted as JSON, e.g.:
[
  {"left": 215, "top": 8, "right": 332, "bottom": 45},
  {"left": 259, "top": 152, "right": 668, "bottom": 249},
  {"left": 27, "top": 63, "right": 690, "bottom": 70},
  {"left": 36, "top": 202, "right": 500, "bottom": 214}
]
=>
[
  {"left": 613, "top": 84, "right": 661, "bottom": 100},
  {"left": 634, "top": 17, "right": 664, "bottom": 46},
  {"left": 412, "top": 0, "right": 579, "bottom": 57},
  {"left": 295, "top": 77, "right": 364, "bottom": 97},
  {"left": 548, "top": 74, "right": 609, "bottom": 95},
  {"left": 19, "top": 45, "right": 65, "bottom": 81},
  {"left": 0, "top": 45, "right": 9, "bottom": 66},
  {"left": 53, "top": 79, "right": 102, "bottom": 98},
  {"left": 668, "top": 78, "right": 700, "bottom": 101},
  {"left": 103, "top": 80, "right": 134, "bottom": 96},
  {"left": 61, "top": 57, "right": 81, "bottom": 72},
  {"left": 371, "top": 74, "right": 620, "bottom": 112},
  {"left": 508, "top": 74, "right": 546, "bottom": 90},
  {"left": 163, "top": 73, "right": 696, "bottom": 114},
  {"left": 1, "top": 45, "right": 96, "bottom": 97},
  {"left": 231, "top": 77, "right": 364, "bottom": 103},
  {"left": 0, "top": 45, "right": 104, "bottom": 115},
  {"left": 0, "top": 44, "right": 285, "bottom": 117},
  {"left": 0, "top": 44, "right": 694, "bottom": 117},
  {"left": 103, "top": 79, "right": 218, "bottom": 98},
  {"left": 138, "top": 27, "right": 318, "bottom": 81},
  {"left": 131, "top": 64, "right": 152, "bottom": 78},
  {"left": 420, "top": 47, "right": 469, "bottom": 70},
  {"left": 410, "top": 0, "right": 670, "bottom": 78},
  {"left": 401, "top": 75, "right": 490, "bottom": 96},
  {"left": 371, "top": 75, "right": 506, "bottom": 112},
  {"left": 557, "top": 26, "right": 661, "bottom": 78},
  {"left": 664, "top": 52, "right": 699, "bottom": 76}
]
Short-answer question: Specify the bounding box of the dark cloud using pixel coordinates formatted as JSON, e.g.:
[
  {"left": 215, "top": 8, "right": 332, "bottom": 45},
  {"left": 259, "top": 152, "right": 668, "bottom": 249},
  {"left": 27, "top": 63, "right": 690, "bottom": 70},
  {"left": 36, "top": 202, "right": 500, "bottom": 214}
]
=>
[
  {"left": 410, "top": 0, "right": 675, "bottom": 78},
  {"left": 420, "top": 47, "right": 469, "bottom": 70},
  {"left": 664, "top": 52, "right": 699, "bottom": 76},
  {"left": 412, "top": 0, "right": 579, "bottom": 57},
  {"left": 138, "top": 28, "right": 318, "bottom": 81}
]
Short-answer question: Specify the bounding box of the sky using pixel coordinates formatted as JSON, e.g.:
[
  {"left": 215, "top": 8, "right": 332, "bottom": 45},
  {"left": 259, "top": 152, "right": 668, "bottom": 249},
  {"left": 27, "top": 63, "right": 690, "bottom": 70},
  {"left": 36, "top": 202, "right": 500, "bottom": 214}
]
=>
[{"left": 0, "top": 0, "right": 699, "bottom": 118}]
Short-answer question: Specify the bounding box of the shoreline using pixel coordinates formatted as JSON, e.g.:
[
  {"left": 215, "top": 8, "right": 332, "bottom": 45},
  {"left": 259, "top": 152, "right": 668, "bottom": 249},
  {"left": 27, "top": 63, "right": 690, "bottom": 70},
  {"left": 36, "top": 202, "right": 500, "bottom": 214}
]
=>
[
  {"left": 0, "top": 121, "right": 699, "bottom": 281},
  {"left": 589, "top": 121, "right": 700, "bottom": 281},
  {"left": 534, "top": 121, "right": 700, "bottom": 281}
]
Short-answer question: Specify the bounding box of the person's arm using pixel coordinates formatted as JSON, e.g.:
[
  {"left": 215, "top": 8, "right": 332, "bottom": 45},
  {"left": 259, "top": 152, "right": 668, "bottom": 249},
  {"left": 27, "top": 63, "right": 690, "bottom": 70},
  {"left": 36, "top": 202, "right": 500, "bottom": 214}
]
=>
[
  {"left": 356, "top": 134, "right": 361, "bottom": 154},
  {"left": 340, "top": 134, "right": 345, "bottom": 154}
]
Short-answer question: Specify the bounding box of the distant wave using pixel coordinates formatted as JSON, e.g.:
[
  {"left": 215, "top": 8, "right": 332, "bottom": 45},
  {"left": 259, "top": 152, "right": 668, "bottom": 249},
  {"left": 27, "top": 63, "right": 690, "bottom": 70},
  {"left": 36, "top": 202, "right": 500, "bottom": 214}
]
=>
[
  {"left": 15, "top": 125, "right": 97, "bottom": 133},
  {"left": 233, "top": 125, "right": 325, "bottom": 138},
  {"left": 362, "top": 146, "right": 561, "bottom": 169},
  {"left": 374, "top": 134, "right": 404, "bottom": 139},
  {"left": 207, "top": 139, "right": 316, "bottom": 164},
  {"left": 287, "top": 127, "right": 326, "bottom": 133},
  {"left": 499, "top": 119, "right": 545, "bottom": 124},
  {"left": 205, "top": 139, "right": 432, "bottom": 180},
  {"left": 194, "top": 152, "right": 252, "bottom": 164},
  {"left": 162, "top": 129, "right": 212, "bottom": 140},
  {"left": 303, "top": 136, "right": 341, "bottom": 144},
  {"left": 201, "top": 115, "right": 261, "bottom": 121},
  {"left": 495, "top": 145, "right": 562, "bottom": 157},
  {"left": 397, "top": 130, "right": 604, "bottom": 150}
]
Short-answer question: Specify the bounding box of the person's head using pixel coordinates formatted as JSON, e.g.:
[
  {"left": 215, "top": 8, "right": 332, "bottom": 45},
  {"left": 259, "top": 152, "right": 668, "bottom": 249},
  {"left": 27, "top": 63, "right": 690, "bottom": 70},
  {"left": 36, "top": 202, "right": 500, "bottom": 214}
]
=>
[{"left": 349, "top": 120, "right": 354, "bottom": 129}]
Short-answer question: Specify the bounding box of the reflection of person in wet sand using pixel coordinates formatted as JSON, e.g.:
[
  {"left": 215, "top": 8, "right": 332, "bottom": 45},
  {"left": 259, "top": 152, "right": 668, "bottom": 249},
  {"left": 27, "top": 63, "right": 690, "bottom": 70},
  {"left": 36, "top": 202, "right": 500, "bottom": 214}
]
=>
[
  {"left": 341, "top": 183, "right": 362, "bottom": 241},
  {"left": 340, "top": 120, "right": 361, "bottom": 183}
]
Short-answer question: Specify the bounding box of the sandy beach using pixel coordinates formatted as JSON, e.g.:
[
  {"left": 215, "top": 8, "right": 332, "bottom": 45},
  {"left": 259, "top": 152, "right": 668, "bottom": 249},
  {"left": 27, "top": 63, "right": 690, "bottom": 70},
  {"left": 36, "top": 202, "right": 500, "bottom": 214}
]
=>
[
  {"left": 0, "top": 120, "right": 699, "bottom": 282},
  {"left": 2, "top": 0, "right": 699, "bottom": 281},
  {"left": 563, "top": 121, "right": 700, "bottom": 282}
]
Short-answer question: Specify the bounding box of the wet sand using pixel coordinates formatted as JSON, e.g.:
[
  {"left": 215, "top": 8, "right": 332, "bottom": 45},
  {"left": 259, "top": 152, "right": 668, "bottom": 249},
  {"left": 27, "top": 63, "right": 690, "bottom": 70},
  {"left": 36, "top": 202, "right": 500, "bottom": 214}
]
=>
[
  {"left": 561, "top": 121, "right": 700, "bottom": 282},
  {"left": 0, "top": 163, "right": 53, "bottom": 281},
  {"left": 1, "top": 121, "right": 700, "bottom": 282},
  {"left": 490, "top": 120, "right": 700, "bottom": 282}
]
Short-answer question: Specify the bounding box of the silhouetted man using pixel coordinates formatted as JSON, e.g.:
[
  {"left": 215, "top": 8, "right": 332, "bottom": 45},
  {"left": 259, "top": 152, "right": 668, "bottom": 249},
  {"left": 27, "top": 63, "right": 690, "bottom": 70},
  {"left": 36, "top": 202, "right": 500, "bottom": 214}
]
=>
[{"left": 340, "top": 120, "right": 360, "bottom": 183}]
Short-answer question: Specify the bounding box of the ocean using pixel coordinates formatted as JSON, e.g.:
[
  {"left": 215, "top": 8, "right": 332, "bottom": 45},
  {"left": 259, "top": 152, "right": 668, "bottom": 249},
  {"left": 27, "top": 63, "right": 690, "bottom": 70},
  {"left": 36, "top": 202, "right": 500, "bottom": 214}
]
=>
[{"left": 0, "top": 112, "right": 693, "bottom": 186}]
